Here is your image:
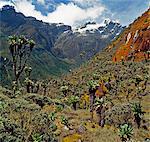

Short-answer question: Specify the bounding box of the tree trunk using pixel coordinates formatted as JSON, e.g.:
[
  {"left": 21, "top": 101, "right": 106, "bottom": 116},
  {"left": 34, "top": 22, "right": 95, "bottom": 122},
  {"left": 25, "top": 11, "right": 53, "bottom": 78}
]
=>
[
  {"left": 27, "top": 84, "right": 30, "bottom": 93},
  {"left": 90, "top": 94, "right": 94, "bottom": 122},
  {"left": 73, "top": 102, "right": 77, "bottom": 110},
  {"left": 135, "top": 114, "right": 141, "bottom": 128},
  {"left": 44, "top": 88, "right": 46, "bottom": 95}
]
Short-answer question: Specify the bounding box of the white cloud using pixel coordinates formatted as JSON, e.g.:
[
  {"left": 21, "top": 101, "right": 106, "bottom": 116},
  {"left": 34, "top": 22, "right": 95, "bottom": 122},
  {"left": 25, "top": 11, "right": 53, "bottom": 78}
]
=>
[
  {"left": 72, "top": 0, "right": 101, "bottom": 8},
  {"left": 0, "top": 0, "right": 106, "bottom": 27},
  {"left": 0, "top": 0, "right": 47, "bottom": 21},
  {"left": 46, "top": 2, "right": 105, "bottom": 26},
  {"left": 37, "top": 0, "right": 45, "bottom": 5},
  {"left": 15, "top": 0, "right": 45, "bottom": 20},
  {"left": 0, "top": 1, "right": 13, "bottom": 8}
]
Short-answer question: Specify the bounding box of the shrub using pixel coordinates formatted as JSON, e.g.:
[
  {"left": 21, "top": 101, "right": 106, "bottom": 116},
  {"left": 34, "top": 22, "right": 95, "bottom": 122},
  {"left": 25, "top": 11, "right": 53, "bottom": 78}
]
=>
[
  {"left": 24, "top": 93, "right": 52, "bottom": 108},
  {"left": 61, "top": 115, "right": 69, "bottom": 127},
  {"left": 49, "top": 112, "right": 57, "bottom": 122},
  {"left": 119, "top": 123, "right": 133, "bottom": 141},
  {"left": 68, "top": 95, "right": 79, "bottom": 110},
  {"left": 32, "top": 133, "right": 43, "bottom": 142},
  {"left": 131, "top": 102, "right": 144, "bottom": 128},
  {"left": 0, "top": 117, "right": 24, "bottom": 142},
  {"left": 105, "top": 103, "right": 132, "bottom": 127}
]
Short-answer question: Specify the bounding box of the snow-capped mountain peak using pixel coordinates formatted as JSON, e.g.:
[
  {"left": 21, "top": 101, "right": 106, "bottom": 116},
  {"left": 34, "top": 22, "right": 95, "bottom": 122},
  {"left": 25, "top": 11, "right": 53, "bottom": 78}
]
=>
[
  {"left": 73, "top": 19, "right": 122, "bottom": 34},
  {"left": 104, "top": 18, "right": 120, "bottom": 25},
  {"left": 74, "top": 22, "right": 103, "bottom": 33}
]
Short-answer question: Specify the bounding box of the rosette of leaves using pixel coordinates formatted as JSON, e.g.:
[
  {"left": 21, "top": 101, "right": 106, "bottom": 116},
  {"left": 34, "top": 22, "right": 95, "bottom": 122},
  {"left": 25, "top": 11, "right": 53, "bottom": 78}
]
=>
[
  {"left": 60, "top": 85, "right": 69, "bottom": 96},
  {"left": 24, "top": 77, "right": 34, "bottom": 93},
  {"left": 0, "top": 100, "right": 7, "bottom": 111},
  {"left": 131, "top": 102, "right": 144, "bottom": 128},
  {"left": 41, "top": 81, "right": 48, "bottom": 95},
  {"left": 60, "top": 115, "right": 69, "bottom": 127},
  {"left": 68, "top": 95, "right": 79, "bottom": 110},
  {"left": 94, "top": 98, "right": 104, "bottom": 107},
  {"left": 56, "top": 104, "right": 64, "bottom": 112},
  {"left": 32, "top": 133, "right": 43, "bottom": 142},
  {"left": 0, "top": 116, "right": 4, "bottom": 128},
  {"left": 93, "top": 73, "right": 100, "bottom": 80},
  {"left": 134, "top": 75, "right": 143, "bottom": 86},
  {"left": 87, "top": 80, "right": 99, "bottom": 90},
  {"left": 34, "top": 81, "right": 40, "bottom": 93},
  {"left": 53, "top": 99, "right": 64, "bottom": 112},
  {"left": 119, "top": 123, "right": 133, "bottom": 141},
  {"left": 50, "top": 123, "right": 57, "bottom": 132},
  {"left": 24, "top": 66, "right": 32, "bottom": 77},
  {"left": 12, "top": 81, "right": 17, "bottom": 94},
  {"left": 49, "top": 112, "right": 57, "bottom": 122}
]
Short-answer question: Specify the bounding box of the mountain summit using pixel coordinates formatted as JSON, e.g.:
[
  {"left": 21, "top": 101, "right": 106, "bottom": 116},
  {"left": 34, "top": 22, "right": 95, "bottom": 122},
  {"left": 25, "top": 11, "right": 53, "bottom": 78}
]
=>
[
  {"left": 52, "top": 20, "right": 124, "bottom": 63},
  {"left": 74, "top": 20, "right": 121, "bottom": 34}
]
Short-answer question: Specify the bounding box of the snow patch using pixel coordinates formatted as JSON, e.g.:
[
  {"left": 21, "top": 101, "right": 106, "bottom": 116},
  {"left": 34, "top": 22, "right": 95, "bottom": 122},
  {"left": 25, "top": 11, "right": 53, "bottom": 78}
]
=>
[
  {"left": 56, "top": 23, "right": 64, "bottom": 27},
  {"left": 72, "top": 19, "right": 122, "bottom": 35},
  {"left": 63, "top": 30, "right": 70, "bottom": 34},
  {"left": 101, "top": 34, "right": 109, "bottom": 38},
  {"left": 116, "top": 32, "right": 120, "bottom": 36}
]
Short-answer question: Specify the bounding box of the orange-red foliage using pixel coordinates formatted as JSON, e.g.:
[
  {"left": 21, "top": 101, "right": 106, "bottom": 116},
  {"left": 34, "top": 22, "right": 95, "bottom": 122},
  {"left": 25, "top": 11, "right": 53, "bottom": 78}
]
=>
[{"left": 112, "top": 8, "right": 150, "bottom": 62}]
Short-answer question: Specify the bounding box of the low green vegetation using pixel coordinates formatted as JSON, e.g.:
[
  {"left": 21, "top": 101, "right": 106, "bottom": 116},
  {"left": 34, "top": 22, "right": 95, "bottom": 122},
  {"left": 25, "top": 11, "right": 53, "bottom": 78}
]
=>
[
  {"left": 119, "top": 124, "right": 133, "bottom": 141},
  {"left": 0, "top": 35, "right": 149, "bottom": 142}
]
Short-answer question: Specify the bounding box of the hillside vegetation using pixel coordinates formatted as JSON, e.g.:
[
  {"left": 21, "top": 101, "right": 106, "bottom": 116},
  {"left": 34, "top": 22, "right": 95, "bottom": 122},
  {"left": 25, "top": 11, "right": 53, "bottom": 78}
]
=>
[{"left": 0, "top": 7, "right": 150, "bottom": 142}]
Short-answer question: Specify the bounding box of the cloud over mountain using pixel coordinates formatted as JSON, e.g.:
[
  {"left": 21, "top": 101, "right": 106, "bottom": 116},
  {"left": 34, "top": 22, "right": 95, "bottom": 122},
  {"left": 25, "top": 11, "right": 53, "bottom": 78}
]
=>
[
  {"left": 0, "top": 0, "right": 149, "bottom": 27},
  {"left": 0, "top": 0, "right": 106, "bottom": 27}
]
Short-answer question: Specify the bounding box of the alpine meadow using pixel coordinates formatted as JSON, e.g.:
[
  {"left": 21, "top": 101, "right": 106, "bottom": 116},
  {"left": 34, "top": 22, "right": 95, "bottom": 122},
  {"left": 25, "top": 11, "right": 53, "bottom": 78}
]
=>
[{"left": 0, "top": 1, "right": 150, "bottom": 142}]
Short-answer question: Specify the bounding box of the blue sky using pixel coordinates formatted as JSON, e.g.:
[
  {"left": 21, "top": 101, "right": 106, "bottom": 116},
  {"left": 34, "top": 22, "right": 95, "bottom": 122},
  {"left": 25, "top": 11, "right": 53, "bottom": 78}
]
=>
[{"left": 0, "top": 0, "right": 149, "bottom": 27}]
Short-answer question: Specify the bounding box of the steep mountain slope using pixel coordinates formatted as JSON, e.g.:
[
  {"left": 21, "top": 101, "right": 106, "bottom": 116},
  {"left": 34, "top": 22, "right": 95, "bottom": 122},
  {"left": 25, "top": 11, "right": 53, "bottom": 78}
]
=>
[
  {"left": 0, "top": 5, "right": 72, "bottom": 85},
  {"left": 110, "top": 8, "right": 150, "bottom": 62},
  {"left": 0, "top": 5, "right": 71, "bottom": 51},
  {"left": 52, "top": 21, "right": 124, "bottom": 63}
]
